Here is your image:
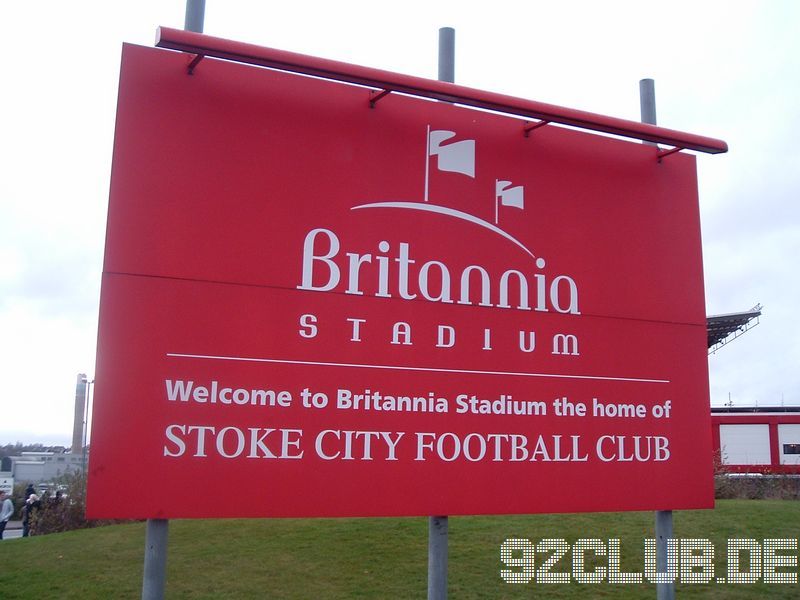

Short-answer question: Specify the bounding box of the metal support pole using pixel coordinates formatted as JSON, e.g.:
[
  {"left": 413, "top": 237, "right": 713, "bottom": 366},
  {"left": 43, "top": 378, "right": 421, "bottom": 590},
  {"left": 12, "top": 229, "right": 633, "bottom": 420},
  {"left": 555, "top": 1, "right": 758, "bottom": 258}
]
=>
[
  {"left": 655, "top": 510, "right": 675, "bottom": 599},
  {"left": 141, "top": 5, "right": 205, "bottom": 598},
  {"left": 639, "top": 78, "right": 657, "bottom": 144},
  {"left": 426, "top": 27, "right": 455, "bottom": 600},
  {"left": 641, "top": 78, "right": 674, "bottom": 599},
  {"left": 142, "top": 519, "right": 169, "bottom": 600},
  {"left": 428, "top": 516, "right": 448, "bottom": 600},
  {"left": 184, "top": 0, "right": 206, "bottom": 34},
  {"left": 438, "top": 27, "right": 455, "bottom": 84}
]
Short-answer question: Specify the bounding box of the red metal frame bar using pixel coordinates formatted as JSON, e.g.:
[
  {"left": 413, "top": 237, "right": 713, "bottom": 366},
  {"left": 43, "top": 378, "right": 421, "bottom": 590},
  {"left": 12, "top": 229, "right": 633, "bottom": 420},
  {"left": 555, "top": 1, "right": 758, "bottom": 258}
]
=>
[
  {"left": 155, "top": 27, "right": 728, "bottom": 155},
  {"left": 657, "top": 146, "right": 685, "bottom": 160},
  {"left": 369, "top": 89, "right": 392, "bottom": 108},
  {"left": 523, "top": 120, "right": 551, "bottom": 137},
  {"left": 186, "top": 53, "right": 204, "bottom": 75}
]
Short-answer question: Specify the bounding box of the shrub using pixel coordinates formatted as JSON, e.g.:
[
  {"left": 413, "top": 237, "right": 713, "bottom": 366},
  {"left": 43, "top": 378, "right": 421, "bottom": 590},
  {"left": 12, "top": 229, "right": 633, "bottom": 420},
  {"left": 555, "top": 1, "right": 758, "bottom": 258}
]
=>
[
  {"left": 714, "top": 454, "right": 800, "bottom": 500},
  {"left": 28, "top": 472, "right": 135, "bottom": 536},
  {"left": 29, "top": 472, "right": 89, "bottom": 535}
]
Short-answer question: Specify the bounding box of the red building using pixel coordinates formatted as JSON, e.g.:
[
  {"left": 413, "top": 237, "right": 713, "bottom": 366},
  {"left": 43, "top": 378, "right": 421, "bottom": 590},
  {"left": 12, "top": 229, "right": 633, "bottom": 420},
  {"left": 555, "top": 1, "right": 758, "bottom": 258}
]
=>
[{"left": 711, "top": 407, "right": 800, "bottom": 474}]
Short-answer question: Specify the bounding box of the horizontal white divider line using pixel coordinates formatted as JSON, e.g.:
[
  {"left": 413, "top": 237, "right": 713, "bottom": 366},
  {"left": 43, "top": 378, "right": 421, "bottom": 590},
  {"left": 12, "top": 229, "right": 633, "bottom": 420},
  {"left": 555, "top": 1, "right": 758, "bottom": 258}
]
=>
[{"left": 166, "top": 353, "right": 670, "bottom": 384}]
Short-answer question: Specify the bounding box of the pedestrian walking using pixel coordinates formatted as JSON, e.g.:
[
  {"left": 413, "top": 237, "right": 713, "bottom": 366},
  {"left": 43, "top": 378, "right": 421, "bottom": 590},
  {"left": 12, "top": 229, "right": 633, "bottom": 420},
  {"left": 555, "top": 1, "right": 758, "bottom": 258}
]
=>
[
  {"left": 0, "top": 490, "right": 14, "bottom": 539},
  {"left": 22, "top": 493, "right": 41, "bottom": 537}
]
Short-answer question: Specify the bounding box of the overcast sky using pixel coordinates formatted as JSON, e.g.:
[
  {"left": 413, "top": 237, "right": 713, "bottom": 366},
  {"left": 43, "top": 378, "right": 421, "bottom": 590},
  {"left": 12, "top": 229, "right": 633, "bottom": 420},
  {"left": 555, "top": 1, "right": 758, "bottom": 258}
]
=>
[{"left": 1, "top": 1, "right": 798, "bottom": 446}]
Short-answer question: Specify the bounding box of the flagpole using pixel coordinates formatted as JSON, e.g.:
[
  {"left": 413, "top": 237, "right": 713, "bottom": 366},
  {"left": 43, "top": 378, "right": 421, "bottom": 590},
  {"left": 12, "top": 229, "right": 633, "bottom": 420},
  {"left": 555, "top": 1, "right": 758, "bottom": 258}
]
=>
[
  {"left": 494, "top": 179, "right": 499, "bottom": 224},
  {"left": 424, "top": 124, "right": 431, "bottom": 202}
]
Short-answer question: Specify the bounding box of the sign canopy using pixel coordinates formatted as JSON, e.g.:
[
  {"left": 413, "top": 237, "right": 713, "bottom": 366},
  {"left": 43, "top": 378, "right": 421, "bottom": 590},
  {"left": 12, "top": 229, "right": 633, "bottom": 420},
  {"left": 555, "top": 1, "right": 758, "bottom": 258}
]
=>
[{"left": 87, "top": 39, "right": 715, "bottom": 519}]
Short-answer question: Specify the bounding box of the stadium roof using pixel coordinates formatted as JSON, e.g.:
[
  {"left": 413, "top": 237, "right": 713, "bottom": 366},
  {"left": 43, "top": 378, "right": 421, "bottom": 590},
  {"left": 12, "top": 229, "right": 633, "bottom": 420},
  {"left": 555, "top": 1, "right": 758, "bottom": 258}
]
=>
[
  {"left": 711, "top": 406, "right": 799, "bottom": 414},
  {"left": 707, "top": 305, "right": 762, "bottom": 354}
]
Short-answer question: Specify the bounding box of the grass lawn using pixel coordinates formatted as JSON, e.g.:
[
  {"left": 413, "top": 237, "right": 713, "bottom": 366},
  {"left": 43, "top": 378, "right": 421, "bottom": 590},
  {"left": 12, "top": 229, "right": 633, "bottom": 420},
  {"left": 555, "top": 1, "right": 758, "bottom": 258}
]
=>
[{"left": 1, "top": 499, "right": 798, "bottom": 598}]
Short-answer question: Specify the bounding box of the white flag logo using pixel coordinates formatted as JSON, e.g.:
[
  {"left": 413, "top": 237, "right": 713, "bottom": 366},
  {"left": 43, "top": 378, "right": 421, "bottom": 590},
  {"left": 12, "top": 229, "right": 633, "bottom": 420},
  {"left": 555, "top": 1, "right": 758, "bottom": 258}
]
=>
[
  {"left": 428, "top": 130, "right": 475, "bottom": 177},
  {"left": 495, "top": 180, "right": 524, "bottom": 224},
  {"left": 355, "top": 125, "right": 537, "bottom": 259}
]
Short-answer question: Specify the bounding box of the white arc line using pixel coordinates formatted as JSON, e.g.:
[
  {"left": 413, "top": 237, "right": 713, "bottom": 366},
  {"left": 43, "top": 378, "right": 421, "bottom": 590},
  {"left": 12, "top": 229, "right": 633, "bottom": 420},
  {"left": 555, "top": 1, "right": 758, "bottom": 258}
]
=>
[
  {"left": 351, "top": 201, "right": 535, "bottom": 259},
  {"left": 166, "top": 353, "right": 670, "bottom": 384}
]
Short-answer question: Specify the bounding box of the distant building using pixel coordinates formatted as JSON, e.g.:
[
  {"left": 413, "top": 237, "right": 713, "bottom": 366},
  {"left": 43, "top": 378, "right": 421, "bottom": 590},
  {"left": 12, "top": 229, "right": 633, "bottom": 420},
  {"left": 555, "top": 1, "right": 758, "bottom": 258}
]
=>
[
  {"left": 5, "top": 373, "right": 92, "bottom": 487},
  {"left": 7, "top": 451, "right": 85, "bottom": 484}
]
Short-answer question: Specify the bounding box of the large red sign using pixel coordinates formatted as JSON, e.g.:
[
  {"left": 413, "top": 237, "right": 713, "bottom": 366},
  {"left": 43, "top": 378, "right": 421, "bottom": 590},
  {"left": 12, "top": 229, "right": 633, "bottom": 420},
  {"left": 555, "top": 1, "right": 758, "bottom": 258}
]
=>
[{"left": 87, "top": 43, "right": 713, "bottom": 518}]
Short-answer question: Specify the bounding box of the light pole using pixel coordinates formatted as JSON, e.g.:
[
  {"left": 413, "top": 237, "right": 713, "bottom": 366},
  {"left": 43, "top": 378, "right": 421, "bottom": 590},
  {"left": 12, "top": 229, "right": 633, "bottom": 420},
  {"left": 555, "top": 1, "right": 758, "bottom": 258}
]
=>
[{"left": 82, "top": 378, "right": 94, "bottom": 475}]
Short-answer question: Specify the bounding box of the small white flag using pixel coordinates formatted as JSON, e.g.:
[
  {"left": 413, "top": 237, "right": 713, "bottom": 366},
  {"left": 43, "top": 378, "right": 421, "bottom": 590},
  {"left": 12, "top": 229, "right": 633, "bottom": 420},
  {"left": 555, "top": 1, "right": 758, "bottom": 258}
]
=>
[
  {"left": 496, "top": 180, "right": 524, "bottom": 209},
  {"left": 429, "top": 130, "right": 475, "bottom": 177},
  {"left": 495, "top": 180, "right": 524, "bottom": 224}
]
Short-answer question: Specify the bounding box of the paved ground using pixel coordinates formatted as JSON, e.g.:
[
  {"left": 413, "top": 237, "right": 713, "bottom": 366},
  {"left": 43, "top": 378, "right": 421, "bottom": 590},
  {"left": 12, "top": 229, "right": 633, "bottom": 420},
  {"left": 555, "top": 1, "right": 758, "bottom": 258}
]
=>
[{"left": 1, "top": 520, "right": 22, "bottom": 540}]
